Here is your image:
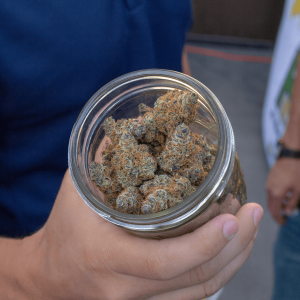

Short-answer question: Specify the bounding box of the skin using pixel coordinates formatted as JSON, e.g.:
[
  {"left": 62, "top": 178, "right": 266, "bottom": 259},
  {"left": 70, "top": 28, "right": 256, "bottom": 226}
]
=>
[
  {"left": 182, "top": 47, "right": 192, "bottom": 76},
  {"left": 0, "top": 170, "right": 263, "bottom": 300},
  {"left": 266, "top": 59, "right": 300, "bottom": 225},
  {"left": 0, "top": 52, "right": 262, "bottom": 299}
]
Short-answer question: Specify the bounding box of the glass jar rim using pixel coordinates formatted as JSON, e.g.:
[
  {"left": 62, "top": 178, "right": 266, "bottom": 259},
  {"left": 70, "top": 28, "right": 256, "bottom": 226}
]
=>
[{"left": 68, "top": 69, "right": 235, "bottom": 232}]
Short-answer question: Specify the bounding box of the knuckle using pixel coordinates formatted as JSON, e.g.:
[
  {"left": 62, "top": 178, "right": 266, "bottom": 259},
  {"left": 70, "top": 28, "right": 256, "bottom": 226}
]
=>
[
  {"left": 189, "top": 255, "right": 223, "bottom": 286},
  {"left": 193, "top": 265, "right": 208, "bottom": 284},
  {"left": 146, "top": 250, "right": 172, "bottom": 280},
  {"left": 103, "top": 290, "right": 127, "bottom": 300},
  {"left": 76, "top": 244, "right": 96, "bottom": 268},
  {"left": 203, "top": 277, "right": 220, "bottom": 298},
  {"left": 236, "top": 239, "right": 255, "bottom": 269},
  {"left": 84, "top": 249, "right": 106, "bottom": 273},
  {"left": 240, "top": 234, "right": 255, "bottom": 255},
  {"left": 271, "top": 189, "right": 282, "bottom": 199},
  {"left": 245, "top": 239, "right": 255, "bottom": 258}
]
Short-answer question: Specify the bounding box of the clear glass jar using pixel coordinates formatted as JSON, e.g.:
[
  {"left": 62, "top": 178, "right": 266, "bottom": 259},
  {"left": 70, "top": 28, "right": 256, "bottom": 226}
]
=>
[{"left": 68, "top": 69, "right": 246, "bottom": 239}]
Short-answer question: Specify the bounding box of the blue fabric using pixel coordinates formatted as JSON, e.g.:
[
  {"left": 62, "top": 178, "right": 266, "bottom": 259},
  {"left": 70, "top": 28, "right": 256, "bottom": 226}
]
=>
[
  {"left": 273, "top": 210, "right": 300, "bottom": 300},
  {"left": 0, "top": 0, "right": 192, "bottom": 237}
]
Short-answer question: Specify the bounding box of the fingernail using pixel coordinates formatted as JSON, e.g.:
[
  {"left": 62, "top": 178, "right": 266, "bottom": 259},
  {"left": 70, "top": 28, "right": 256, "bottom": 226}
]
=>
[
  {"left": 254, "top": 208, "right": 263, "bottom": 227},
  {"left": 254, "top": 229, "right": 259, "bottom": 239},
  {"left": 223, "top": 220, "right": 238, "bottom": 240}
]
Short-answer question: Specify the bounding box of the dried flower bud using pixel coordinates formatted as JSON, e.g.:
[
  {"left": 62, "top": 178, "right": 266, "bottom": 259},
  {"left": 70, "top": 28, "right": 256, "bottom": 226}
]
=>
[
  {"left": 138, "top": 103, "right": 152, "bottom": 116},
  {"left": 89, "top": 161, "right": 111, "bottom": 190},
  {"left": 168, "top": 197, "right": 184, "bottom": 208},
  {"left": 153, "top": 90, "right": 198, "bottom": 135},
  {"left": 90, "top": 89, "right": 217, "bottom": 215},
  {"left": 136, "top": 155, "right": 157, "bottom": 180},
  {"left": 178, "top": 165, "right": 206, "bottom": 186},
  {"left": 140, "top": 200, "right": 156, "bottom": 214},
  {"left": 89, "top": 161, "right": 122, "bottom": 203},
  {"left": 203, "top": 161, "right": 214, "bottom": 173},
  {"left": 141, "top": 112, "right": 156, "bottom": 132},
  {"left": 111, "top": 131, "right": 157, "bottom": 188},
  {"left": 154, "top": 174, "right": 172, "bottom": 186},
  {"left": 115, "top": 186, "right": 142, "bottom": 214},
  {"left": 103, "top": 116, "right": 115, "bottom": 136},
  {"left": 173, "top": 175, "right": 196, "bottom": 198},
  {"left": 132, "top": 123, "right": 146, "bottom": 139},
  {"left": 139, "top": 180, "right": 156, "bottom": 196},
  {"left": 157, "top": 123, "right": 198, "bottom": 172},
  {"left": 139, "top": 175, "right": 171, "bottom": 196},
  {"left": 141, "top": 189, "right": 169, "bottom": 214}
]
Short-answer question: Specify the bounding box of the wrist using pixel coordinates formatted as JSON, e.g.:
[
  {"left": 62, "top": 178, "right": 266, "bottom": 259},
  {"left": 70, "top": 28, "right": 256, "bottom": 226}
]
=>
[
  {"left": 276, "top": 139, "right": 300, "bottom": 160},
  {"left": 0, "top": 228, "right": 57, "bottom": 300},
  {"left": 0, "top": 237, "right": 23, "bottom": 299},
  {"left": 281, "top": 135, "right": 300, "bottom": 150},
  {"left": 282, "top": 118, "right": 300, "bottom": 150}
]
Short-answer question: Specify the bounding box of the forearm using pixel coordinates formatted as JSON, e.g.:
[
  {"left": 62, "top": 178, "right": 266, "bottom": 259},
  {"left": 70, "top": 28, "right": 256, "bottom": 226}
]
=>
[
  {"left": 0, "top": 237, "right": 23, "bottom": 299},
  {"left": 0, "top": 230, "right": 49, "bottom": 300},
  {"left": 181, "top": 47, "right": 192, "bottom": 76},
  {"left": 282, "top": 59, "right": 300, "bottom": 148}
]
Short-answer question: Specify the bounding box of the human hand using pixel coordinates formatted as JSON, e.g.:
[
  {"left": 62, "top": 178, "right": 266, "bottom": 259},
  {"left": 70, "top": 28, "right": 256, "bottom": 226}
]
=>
[
  {"left": 18, "top": 170, "right": 262, "bottom": 300},
  {"left": 266, "top": 158, "right": 300, "bottom": 224}
]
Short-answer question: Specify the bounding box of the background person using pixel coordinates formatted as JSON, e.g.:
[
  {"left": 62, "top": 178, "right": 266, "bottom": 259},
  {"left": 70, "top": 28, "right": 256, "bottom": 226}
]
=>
[{"left": 263, "top": 0, "right": 300, "bottom": 299}]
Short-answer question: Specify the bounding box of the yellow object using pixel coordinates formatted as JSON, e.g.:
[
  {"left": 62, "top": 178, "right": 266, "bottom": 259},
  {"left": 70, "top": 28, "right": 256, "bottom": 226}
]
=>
[{"left": 292, "top": 0, "right": 300, "bottom": 16}]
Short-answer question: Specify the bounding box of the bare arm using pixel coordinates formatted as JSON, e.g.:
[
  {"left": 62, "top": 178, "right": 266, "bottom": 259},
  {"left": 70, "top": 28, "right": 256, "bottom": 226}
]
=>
[
  {"left": 282, "top": 59, "right": 300, "bottom": 149},
  {"left": 267, "top": 58, "right": 300, "bottom": 224},
  {"left": 182, "top": 46, "right": 192, "bottom": 76},
  {"left": 0, "top": 232, "right": 46, "bottom": 299}
]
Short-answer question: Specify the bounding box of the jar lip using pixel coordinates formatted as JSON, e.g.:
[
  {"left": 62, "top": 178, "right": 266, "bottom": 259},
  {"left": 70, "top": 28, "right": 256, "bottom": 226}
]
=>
[{"left": 68, "top": 69, "right": 235, "bottom": 232}]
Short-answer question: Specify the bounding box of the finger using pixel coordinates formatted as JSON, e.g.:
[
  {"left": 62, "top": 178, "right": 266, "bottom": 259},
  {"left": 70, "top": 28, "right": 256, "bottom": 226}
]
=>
[
  {"left": 267, "top": 191, "right": 286, "bottom": 224},
  {"left": 101, "top": 212, "right": 239, "bottom": 280},
  {"left": 285, "top": 191, "right": 300, "bottom": 216},
  {"left": 160, "top": 204, "right": 261, "bottom": 292},
  {"left": 61, "top": 171, "right": 238, "bottom": 281},
  {"left": 148, "top": 237, "right": 255, "bottom": 300},
  {"left": 145, "top": 204, "right": 261, "bottom": 297},
  {"left": 103, "top": 209, "right": 260, "bottom": 300},
  {"left": 104, "top": 203, "right": 260, "bottom": 281},
  {"left": 181, "top": 204, "right": 262, "bottom": 287}
]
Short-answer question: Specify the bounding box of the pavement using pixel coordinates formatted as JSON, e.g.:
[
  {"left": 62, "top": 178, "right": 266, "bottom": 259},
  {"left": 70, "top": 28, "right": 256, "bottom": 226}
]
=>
[{"left": 185, "top": 38, "right": 279, "bottom": 300}]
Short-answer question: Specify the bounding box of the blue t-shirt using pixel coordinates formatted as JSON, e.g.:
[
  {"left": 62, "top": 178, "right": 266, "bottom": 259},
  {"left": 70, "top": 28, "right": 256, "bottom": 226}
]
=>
[{"left": 0, "top": 0, "right": 192, "bottom": 237}]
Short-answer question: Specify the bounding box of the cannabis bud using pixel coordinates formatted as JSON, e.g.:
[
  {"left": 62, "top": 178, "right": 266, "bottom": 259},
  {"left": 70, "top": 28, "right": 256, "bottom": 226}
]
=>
[{"left": 89, "top": 90, "right": 216, "bottom": 214}]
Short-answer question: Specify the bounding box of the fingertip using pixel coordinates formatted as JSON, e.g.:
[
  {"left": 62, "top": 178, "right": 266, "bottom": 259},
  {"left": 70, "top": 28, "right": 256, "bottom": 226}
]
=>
[
  {"left": 254, "top": 207, "right": 264, "bottom": 227},
  {"left": 244, "top": 202, "right": 263, "bottom": 209},
  {"left": 253, "top": 227, "right": 259, "bottom": 239},
  {"left": 199, "top": 213, "right": 239, "bottom": 241}
]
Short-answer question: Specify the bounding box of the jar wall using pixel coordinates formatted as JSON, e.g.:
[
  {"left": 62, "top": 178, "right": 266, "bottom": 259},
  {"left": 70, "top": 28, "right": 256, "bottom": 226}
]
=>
[
  {"left": 69, "top": 69, "right": 247, "bottom": 240},
  {"left": 127, "top": 152, "right": 247, "bottom": 239},
  {"left": 217, "top": 152, "right": 247, "bottom": 214}
]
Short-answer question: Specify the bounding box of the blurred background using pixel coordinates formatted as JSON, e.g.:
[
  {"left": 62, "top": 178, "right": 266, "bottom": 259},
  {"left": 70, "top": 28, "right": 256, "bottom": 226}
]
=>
[
  {"left": 190, "top": 0, "right": 284, "bottom": 41},
  {"left": 186, "top": 0, "right": 285, "bottom": 299}
]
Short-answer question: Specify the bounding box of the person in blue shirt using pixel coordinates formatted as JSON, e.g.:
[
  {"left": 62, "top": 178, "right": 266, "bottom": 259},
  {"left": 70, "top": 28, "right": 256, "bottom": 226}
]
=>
[
  {"left": 0, "top": 1, "right": 262, "bottom": 298},
  {"left": 0, "top": 0, "right": 191, "bottom": 237}
]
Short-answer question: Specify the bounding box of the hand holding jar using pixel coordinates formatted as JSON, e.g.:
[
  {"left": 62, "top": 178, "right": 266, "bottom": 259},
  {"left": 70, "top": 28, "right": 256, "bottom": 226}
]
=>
[
  {"left": 0, "top": 70, "right": 264, "bottom": 298},
  {"left": 0, "top": 169, "right": 262, "bottom": 299}
]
